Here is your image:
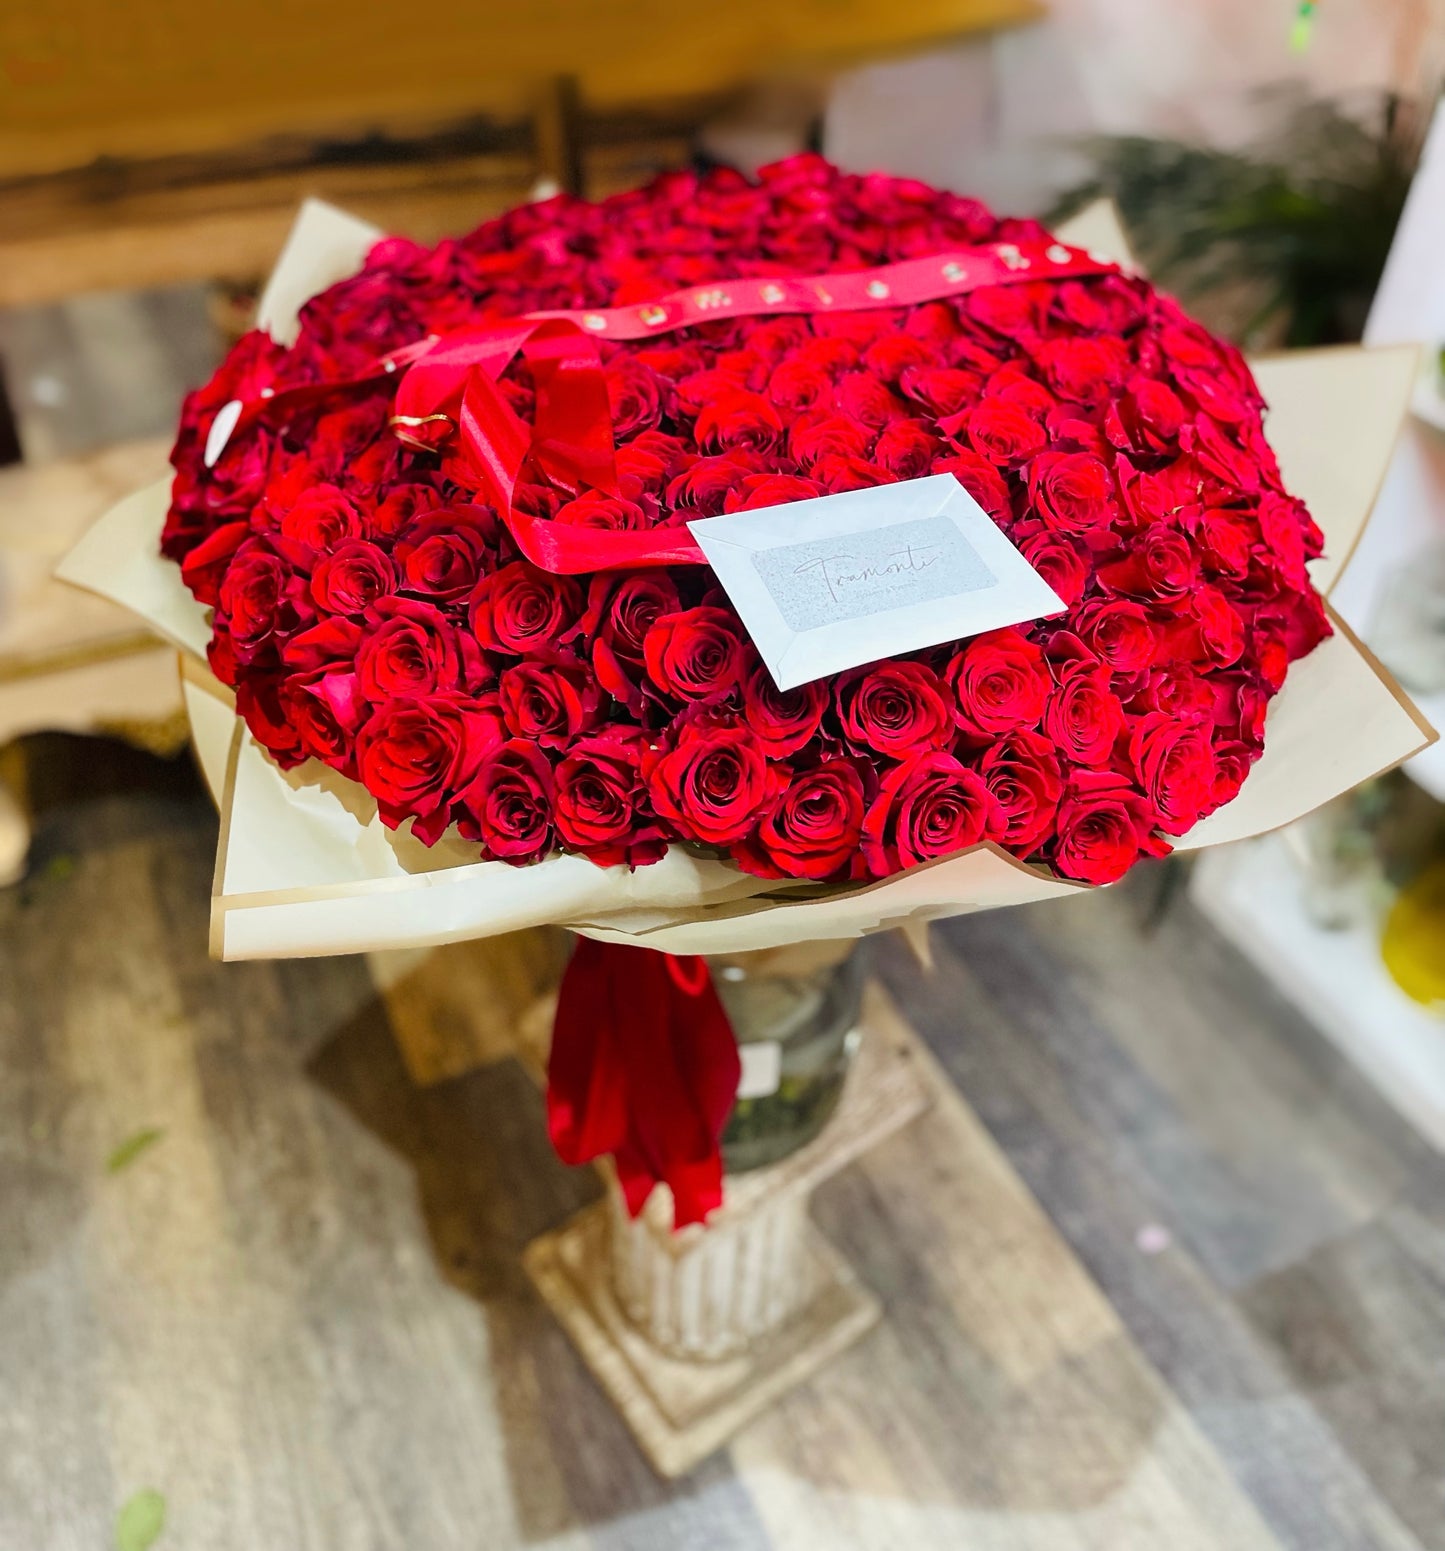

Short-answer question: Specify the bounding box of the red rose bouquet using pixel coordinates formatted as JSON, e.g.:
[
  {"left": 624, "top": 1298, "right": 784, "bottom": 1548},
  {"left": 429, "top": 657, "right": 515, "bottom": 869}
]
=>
[{"left": 61, "top": 162, "right": 1431, "bottom": 1222}]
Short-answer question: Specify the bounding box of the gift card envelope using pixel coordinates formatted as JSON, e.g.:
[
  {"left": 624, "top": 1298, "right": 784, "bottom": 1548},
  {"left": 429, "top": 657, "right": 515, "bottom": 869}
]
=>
[{"left": 688, "top": 474, "right": 1065, "bottom": 689}]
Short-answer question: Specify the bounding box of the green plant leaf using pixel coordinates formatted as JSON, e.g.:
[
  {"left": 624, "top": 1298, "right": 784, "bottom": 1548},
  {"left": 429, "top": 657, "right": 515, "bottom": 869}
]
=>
[
  {"left": 106, "top": 1128, "right": 164, "bottom": 1174},
  {"left": 115, "top": 1488, "right": 165, "bottom": 1551}
]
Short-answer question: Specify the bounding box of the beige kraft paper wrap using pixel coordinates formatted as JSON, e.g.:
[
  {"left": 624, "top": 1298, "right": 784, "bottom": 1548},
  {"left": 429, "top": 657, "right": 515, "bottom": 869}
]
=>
[{"left": 57, "top": 199, "right": 1436, "bottom": 960}]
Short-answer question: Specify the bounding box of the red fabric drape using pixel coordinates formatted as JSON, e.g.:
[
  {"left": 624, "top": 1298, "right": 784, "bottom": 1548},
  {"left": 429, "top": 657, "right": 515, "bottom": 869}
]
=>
[{"left": 546, "top": 939, "right": 741, "bottom": 1227}]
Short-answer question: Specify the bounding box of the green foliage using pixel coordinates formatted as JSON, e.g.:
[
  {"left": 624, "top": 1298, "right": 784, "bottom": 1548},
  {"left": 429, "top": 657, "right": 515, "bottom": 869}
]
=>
[
  {"left": 1050, "top": 95, "right": 1421, "bottom": 347},
  {"left": 115, "top": 1488, "right": 166, "bottom": 1551},
  {"left": 106, "top": 1127, "right": 164, "bottom": 1174}
]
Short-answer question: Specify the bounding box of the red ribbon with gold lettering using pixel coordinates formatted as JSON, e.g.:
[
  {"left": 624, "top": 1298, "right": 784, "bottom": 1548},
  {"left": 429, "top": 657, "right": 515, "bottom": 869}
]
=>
[{"left": 208, "top": 238, "right": 1121, "bottom": 575}]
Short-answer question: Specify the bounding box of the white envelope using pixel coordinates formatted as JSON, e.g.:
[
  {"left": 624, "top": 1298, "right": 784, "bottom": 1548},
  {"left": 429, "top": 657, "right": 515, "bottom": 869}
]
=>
[{"left": 687, "top": 473, "right": 1066, "bottom": 690}]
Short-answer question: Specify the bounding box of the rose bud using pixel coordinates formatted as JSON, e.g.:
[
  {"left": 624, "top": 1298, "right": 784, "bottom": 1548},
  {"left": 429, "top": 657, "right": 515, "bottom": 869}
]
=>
[
  {"left": 1074, "top": 599, "right": 1158, "bottom": 674},
  {"left": 948, "top": 627, "right": 1051, "bottom": 739},
  {"left": 310, "top": 539, "right": 396, "bottom": 617},
  {"left": 393, "top": 505, "right": 500, "bottom": 600},
  {"left": 643, "top": 607, "right": 747, "bottom": 705},
  {"left": 694, "top": 389, "right": 784, "bottom": 455},
  {"left": 180, "top": 520, "right": 249, "bottom": 606},
  {"left": 581, "top": 572, "right": 682, "bottom": 714},
  {"left": 742, "top": 662, "right": 827, "bottom": 758},
  {"left": 357, "top": 598, "right": 476, "bottom": 699},
  {"left": 276, "top": 483, "right": 364, "bottom": 566},
  {"left": 963, "top": 399, "right": 1048, "bottom": 466},
  {"left": 498, "top": 660, "right": 601, "bottom": 749},
  {"left": 1129, "top": 712, "right": 1219, "bottom": 835},
  {"left": 456, "top": 739, "right": 557, "bottom": 861},
  {"left": 1043, "top": 660, "right": 1126, "bottom": 767},
  {"left": 1025, "top": 451, "right": 1120, "bottom": 537},
  {"left": 736, "top": 760, "right": 868, "bottom": 881},
  {"left": 979, "top": 729, "right": 1062, "bottom": 853},
  {"left": 861, "top": 751, "right": 1004, "bottom": 876},
  {"left": 356, "top": 693, "right": 497, "bottom": 844},
  {"left": 554, "top": 730, "right": 668, "bottom": 867},
  {"left": 1053, "top": 769, "right": 1170, "bottom": 884},
  {"left": 644, "top": 714, "right": 784, "bottom": 845},
  {"left": 469, "top": 560, "right": 583, "bottom": 654},
  {"left": 551, "top": 491, "right": 647, "bottom": 530},
  {"left": 837, "top": 661, "right": 953, "bottom": 759}
]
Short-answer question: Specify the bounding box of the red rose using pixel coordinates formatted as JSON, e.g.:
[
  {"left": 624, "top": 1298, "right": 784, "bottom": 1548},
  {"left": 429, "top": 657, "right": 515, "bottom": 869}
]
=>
[
  {"left": 644, "top": 607, "right": 747, "bottom": 705},
  {"left": 899, "top": 365, "right": 981, "bottom": 416},
  {"left": 179, "top": 520, "right": 249, "bottom": 606},
  {"left": 1074, "top": 599, "right": 1158, "bottom": 673},
  {"left": 964, "top": 399, "right": 1048, "bottom": 465},
  {"left": 812, "top": 454, "right": 898, "bottom": 493},
  {"left": 739, "top": 761, "right": 867, "bottom": 880},
  {"left": 834, "top": 371, "right": 904, "bottom": 428},
  {"left": 644, "top": 714, "right": 782, "bottom": 844},
  {"left": 369, "top": 481, "right": 444, "bottom": 540},
  {"left": 767, "top": 357, "right": 835, "bottom": 415},
  {"left": 934, "top": 454, "right": 1011, "bottom": 522},
  {"left": 236, "top": 672, "right": 305, "bottom": 767},
  {"left": 356, "top": 694, "right": 497, "bottom": 844},
  {"left": 861, "top": 751, "right": 1003, "bottom": 875},
  {"left": 470, "top": 561, "right": 583, "bottom": 654},
  {"left": 1105, "top": 377, "right": 1186, "bottom": 455},
  {"left": 554, "top": 730, "right": 666, "bottom": 867},
  {"left": 357, "top": 598, "right": 479, "bottom": 699},
  {"left": 552, "top": 491, "right": 648, "bottom": 530},
  {"left": 666, "top": 452, "right": 758, "bottom": 515},
  {"left": 1053, "top": 770, "right": 1169, "bottom": 884},
  {"left": 694, "top": 390, "right": 784, "bottom": 454},
  {"left": 1036, "top": 336, "right": 1128, "bottom": 406},
  {"left": 742, "top": 662, "right": 827, "bottom": 758},
  {"left": 1097, "top": 523, "right": 1199, "bottom": 601},
  {"left": 1129, "top": 712, "right": 1218, "bottom": 834},
  {"left": 457, "top": 739, "right": 556, "bottom": 860},
  {"left": 393, "top": 505, "right": 499, "bottom": 599},
  {"left": 948, "top": 627, "right": 1051, "bottom": 738},
  {"left": 1043, "top": 660, "right": 1126, "bottom": 767},
  {"left": 310, "top": 540, "right": 396, "bottom": 616},
  {"left": 498, "top": 660, "right": 601, "bottom": 748},
  {"left": 276, "top": 483, "right": 363, "bottom": 565},
  {"left": 1025, "top": 451, "right": 1119, "bottom": 536},
  {"left": 582, "top": 572, "right": 681, "bottom": 713},
  {"left": 837, "top": 661, "right": 953, "bottom": 758},
  {"left": 788, "top": 413, "right": 874, "bottom": 467},
  {"left": 724, "top": 473, "right": 825, "bottom": 512},
  {"left": 1014, "top": 523, "right": 1089, "bottom": 607},
  {"left": 979, "top": 729, "right": 1062, "bottom": 852},
  {"left": 218, "top": 541, "right": 307, "bottom": 659},
  {"left": 873, "top": 420, "right": 939, "bottom": 479},
  {"left": 604, "top": 358, "right": 664, "bottom": 437}
]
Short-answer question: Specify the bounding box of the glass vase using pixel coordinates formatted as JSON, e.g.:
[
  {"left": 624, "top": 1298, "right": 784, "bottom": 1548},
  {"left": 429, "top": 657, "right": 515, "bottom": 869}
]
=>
[{"left": 714, "top": 941, "right": 868, "bottom": 1175}]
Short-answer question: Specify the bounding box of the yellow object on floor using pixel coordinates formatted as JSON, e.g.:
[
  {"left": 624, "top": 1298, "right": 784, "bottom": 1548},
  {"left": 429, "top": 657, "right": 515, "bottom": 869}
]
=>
[{"left": 1382, "top": 861, "right": 1445, "bottom": 1010}]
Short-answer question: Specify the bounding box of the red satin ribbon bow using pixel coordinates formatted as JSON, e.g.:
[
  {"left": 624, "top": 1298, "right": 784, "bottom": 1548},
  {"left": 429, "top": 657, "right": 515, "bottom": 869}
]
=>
[
  {"left": 547, "top": 939, "right": 741, "bottom": 1227},
  {"left": 387, "top": 321, "right": 706, "bottom": 575}
]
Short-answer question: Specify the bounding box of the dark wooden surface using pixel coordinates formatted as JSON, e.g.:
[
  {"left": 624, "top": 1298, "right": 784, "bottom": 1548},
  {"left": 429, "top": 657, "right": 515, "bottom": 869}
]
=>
[{"left": 1, "top": 766, "right": 1441, "bottom": 1550}]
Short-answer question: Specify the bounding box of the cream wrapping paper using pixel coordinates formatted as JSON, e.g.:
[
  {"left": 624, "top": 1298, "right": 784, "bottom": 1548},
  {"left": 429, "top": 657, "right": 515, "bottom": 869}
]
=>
[{"left": 58, "top": 200, "right": 1435, "bottom": 959}]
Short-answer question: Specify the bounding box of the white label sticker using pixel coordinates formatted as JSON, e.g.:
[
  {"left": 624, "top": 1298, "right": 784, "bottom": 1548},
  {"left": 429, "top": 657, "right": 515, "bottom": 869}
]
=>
[
  {"left": 688, "top": 474, "right": 1065, "bottom": 690},
  {"left": 737, "top": 1041, "right": 783, "bottom": 1100}
]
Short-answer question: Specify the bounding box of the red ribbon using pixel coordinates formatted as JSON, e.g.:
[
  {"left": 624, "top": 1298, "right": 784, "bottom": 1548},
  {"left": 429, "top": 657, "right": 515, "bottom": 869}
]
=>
[
  {"left": 547, "top": 939, "right": 741, "bottom": 1227},
  {"left": 213, "top": 238, "right": 1121, "bottom": 575}
]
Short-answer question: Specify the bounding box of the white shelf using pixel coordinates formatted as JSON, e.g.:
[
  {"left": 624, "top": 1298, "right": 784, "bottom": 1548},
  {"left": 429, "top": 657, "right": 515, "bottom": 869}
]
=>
[{"left": 1191, "top": 836, "right": 1445, "bottom": 1152}]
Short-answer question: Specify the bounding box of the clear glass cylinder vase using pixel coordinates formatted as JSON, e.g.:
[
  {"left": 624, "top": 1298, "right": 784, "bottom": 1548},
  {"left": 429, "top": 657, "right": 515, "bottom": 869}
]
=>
[{"left": 714, "top": 941, "right": 868, "bottom": 1175}]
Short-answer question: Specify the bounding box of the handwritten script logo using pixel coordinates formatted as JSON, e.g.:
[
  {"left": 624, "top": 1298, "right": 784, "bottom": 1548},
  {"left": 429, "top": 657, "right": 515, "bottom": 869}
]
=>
[{"left": 794, "top": 543, "right": 943, "bottom": 603}]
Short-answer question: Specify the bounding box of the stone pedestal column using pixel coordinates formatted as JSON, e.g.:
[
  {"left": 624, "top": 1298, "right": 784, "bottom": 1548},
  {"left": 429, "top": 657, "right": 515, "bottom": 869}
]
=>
[{"left": 524, "top": 980, "right": 931, "bottom": 1477}]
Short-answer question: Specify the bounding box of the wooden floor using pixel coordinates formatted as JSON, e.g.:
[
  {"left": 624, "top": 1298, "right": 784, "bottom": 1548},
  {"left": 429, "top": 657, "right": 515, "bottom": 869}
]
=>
[{"left": 2, "top": 762, "right": 1443, "bottom": 1551}]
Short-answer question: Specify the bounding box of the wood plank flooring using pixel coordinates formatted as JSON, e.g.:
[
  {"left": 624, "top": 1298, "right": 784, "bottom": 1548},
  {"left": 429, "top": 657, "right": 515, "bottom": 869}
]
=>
[{"left": 1, "top": 767, "right": 1441, "bottom": 1549}]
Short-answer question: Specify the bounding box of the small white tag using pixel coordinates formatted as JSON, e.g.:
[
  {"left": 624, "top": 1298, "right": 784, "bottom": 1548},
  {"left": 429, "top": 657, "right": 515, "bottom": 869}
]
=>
[
  {"left": 737, "top": 1041, "right": 783, "bottom": 1100},
  {"left": 688, "top": 474, "right": 1065, "bottom": 690},
  {"left": 204, "top": 399, "right": 243, "bottom": 468}
]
